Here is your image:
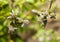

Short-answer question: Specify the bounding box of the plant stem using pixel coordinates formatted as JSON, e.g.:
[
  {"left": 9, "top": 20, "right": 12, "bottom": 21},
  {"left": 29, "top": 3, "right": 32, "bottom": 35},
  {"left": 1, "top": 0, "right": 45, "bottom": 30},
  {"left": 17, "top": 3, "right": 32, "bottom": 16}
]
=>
[
  {"left": 48, "top": 0, "right": 55, "bottom": 13},
  {"left": 9, "top": 0, "right": 14, "bottom": 11}
]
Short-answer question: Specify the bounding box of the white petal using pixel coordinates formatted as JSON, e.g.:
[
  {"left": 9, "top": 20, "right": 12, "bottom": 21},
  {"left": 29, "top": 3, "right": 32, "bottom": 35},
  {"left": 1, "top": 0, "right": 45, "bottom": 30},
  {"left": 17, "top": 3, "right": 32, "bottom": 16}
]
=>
[
  {"left": 7, "top": 16, "right": 11, "bottom": 19},
  {"left": 12, "top": 10, "right": 14, "bottom": 14},
  {"left": 21, "top": 23, "right": 24, "bottom": 27}
]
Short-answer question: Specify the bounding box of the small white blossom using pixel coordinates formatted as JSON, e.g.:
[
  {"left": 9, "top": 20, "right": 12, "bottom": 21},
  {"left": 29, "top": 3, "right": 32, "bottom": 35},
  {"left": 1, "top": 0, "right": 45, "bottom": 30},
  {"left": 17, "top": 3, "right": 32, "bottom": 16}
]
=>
[{"left": 8, "top": 27, "right": 17, "bottom": 33}]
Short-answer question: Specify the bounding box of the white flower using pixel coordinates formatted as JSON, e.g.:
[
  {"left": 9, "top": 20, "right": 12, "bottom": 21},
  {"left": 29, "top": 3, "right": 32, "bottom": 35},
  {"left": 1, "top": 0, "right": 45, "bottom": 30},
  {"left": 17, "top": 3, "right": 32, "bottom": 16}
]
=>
[{"left": 10, "top": 27, "right": 17, "bottom": 31}]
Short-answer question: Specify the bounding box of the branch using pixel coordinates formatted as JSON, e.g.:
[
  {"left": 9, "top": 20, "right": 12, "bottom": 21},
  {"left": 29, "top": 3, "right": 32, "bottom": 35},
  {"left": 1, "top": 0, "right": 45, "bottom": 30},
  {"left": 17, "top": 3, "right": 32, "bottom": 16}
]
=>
[{"left": 48, "top": 0, "right": 55, "bottom": 13}]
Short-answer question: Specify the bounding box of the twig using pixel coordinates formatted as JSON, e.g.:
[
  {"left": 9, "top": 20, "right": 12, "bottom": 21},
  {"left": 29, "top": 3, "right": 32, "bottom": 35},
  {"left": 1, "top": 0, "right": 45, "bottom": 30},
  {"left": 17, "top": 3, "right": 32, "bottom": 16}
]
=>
[
  {"left": 8, "top": 0, "right": 15, "bottom": 42},
  {"left": 48, "top": 0, "right": 55, "bottom": 13}
]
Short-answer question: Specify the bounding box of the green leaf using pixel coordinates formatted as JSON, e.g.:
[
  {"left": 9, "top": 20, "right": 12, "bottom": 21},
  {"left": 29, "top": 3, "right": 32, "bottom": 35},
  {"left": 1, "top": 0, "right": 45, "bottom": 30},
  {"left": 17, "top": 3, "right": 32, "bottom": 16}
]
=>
[
  {"left": 0, "top": 0, "right": 8, "bottom": 7},
  {"left": 3, "top": 20, "right": 10, "bottom": 26},
  {"left": 15, "top": 38, "right": 23, "bottom": 42},
  {"left": 0, "top": 16, "right": 5, "bottom": 20},
  {"left": 0, "top": 31, "right": 4, "bottom": 36},
  {"left": 0, "top": 38, "right": 6, "bottom": 42}
]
